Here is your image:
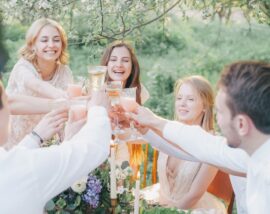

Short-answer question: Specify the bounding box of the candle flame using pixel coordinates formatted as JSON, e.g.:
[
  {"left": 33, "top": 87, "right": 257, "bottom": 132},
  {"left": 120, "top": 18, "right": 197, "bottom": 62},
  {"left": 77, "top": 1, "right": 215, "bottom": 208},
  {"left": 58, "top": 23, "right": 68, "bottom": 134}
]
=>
[{"left": 137, "top": 172, "right": 140, "bottom": 180}]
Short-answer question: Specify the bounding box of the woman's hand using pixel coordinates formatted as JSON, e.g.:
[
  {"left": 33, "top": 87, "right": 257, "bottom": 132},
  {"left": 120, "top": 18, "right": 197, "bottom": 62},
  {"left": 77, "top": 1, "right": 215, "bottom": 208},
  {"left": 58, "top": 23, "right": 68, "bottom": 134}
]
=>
[
  {"left": 129, "top": 106, "right": 157, "bottom": 127},
  {"left": 33, "top": 107, "right": 68, "bottom": 141}
]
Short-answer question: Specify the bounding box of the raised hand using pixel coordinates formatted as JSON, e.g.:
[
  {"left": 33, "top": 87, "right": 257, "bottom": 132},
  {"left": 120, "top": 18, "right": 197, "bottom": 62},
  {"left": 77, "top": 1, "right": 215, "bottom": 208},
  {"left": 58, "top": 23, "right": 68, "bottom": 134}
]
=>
[
  {"left": 33, "top": 107, "right": 68, "bottom": 141},
  {"left": 64, "top": 110, "right": 86, "bottom": 141},
  {"left": 129, "top": 106, "right": 157, "bottom": 127}
]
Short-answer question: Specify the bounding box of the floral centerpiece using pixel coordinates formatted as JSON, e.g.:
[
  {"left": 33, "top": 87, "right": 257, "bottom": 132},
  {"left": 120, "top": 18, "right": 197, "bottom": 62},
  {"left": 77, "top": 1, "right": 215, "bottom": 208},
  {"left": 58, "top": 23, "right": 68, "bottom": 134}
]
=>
[{"left": 45, "top": 160, "right": 134, "bottom": 214}]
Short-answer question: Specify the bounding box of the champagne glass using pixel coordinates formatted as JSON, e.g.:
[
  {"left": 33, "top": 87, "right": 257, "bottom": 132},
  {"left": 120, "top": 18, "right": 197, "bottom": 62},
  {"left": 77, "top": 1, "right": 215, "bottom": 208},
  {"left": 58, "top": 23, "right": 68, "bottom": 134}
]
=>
[
  {"left": 120, "top": 87, "right": 141, "bottom": 142},
  {"left": 106, "top": 81, "right": 122, "bottom": 106},
  {"left": 106, "top": 81, "right": 124, "bottom": 143},
  {"left": 88, "top": 65, "right": 107, "bottom": 91}
]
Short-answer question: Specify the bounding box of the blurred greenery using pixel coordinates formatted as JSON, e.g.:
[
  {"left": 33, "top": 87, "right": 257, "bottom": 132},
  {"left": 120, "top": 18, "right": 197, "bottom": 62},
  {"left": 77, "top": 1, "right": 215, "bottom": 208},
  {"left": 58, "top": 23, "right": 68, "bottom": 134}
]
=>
[{"left": 3, "top": 17, "right": 270, "bottom": 119}]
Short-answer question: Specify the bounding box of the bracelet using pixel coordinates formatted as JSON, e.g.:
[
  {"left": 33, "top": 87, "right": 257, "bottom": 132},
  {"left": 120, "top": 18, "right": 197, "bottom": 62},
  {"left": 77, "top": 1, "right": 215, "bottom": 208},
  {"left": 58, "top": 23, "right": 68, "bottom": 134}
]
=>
[{"left": 31, "top": 130, "right": 44, "bottom": 144}]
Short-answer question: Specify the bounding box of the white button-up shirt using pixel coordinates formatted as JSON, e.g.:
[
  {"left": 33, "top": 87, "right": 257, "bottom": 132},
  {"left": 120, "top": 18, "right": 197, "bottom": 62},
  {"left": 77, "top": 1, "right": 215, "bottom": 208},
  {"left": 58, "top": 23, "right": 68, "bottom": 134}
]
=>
[
  {"left": 161, "top": 121, "right": 270, "bottom": 214},
  {"left": 0, "top": 106, "right": 111, "bottom": 214},
  {"left": 246, "top": 139, "right": 270, "bottom": 213}
]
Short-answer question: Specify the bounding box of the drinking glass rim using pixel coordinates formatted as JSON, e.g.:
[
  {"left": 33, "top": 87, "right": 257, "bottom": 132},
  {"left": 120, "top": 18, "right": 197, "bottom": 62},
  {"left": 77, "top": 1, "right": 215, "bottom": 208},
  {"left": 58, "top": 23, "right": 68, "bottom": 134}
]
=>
[{"left": 88, "top": 65, "right": 107, "bottom": 74}]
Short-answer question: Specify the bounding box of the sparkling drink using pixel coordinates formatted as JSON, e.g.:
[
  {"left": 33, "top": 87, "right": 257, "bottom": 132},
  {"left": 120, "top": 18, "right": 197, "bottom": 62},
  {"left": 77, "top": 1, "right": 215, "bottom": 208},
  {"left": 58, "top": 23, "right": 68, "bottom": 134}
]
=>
[
  {"left": 120, "top": 97, "right": 138, "bottom": 112},
  {"left": 88, "top": 66, "right": 107, "bottom": 91},
  {"left": 106, "top": 81, "right": 122, "bottom": 106},
  {"left": 67, "top": 84, "right": 82, "bottom": 97},
  {"left": 107, "top": 88, "right": 121, "bottom": 105}
]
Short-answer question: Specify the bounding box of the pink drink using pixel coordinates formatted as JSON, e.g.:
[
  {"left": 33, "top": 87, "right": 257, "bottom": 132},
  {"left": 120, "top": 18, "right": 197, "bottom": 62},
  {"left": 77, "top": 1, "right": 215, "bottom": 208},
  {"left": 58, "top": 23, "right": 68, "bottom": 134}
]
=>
[
  {"left": 70, "top": 105, "right": 87, "bottom": 121},
  {"left": 120, "top": 97, "right": 138, "bottom": 112},
  {"left": 67, "top": 84, "right": 82, "bottom": 97}
]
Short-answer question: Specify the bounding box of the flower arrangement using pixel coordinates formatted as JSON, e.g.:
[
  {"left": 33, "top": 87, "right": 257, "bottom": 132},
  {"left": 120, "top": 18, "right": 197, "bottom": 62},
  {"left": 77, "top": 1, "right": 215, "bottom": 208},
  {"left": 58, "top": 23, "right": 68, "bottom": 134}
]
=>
[{"left": 45, "top": 160, "right": 135, "bottom": 214}]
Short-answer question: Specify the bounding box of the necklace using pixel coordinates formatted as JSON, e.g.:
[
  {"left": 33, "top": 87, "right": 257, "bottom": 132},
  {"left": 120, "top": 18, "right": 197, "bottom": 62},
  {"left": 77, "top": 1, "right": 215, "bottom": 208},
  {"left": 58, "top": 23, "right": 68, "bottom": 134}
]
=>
[{"left": 34, "top": 61, "right": 58, "bottom": 81}]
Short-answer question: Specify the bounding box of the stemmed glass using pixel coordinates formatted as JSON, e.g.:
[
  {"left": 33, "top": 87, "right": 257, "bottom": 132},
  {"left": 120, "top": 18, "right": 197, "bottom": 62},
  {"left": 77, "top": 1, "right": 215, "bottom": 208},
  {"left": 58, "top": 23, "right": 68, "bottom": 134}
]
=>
[
  {"left": 120, "top": 87, "right": 141, "bottom": 142},
  {"left": 88, "top": 65, "right": 107, "bottom": 91},
  {"left": 106, "top": 81, "right": 124, "bottom": 144}
]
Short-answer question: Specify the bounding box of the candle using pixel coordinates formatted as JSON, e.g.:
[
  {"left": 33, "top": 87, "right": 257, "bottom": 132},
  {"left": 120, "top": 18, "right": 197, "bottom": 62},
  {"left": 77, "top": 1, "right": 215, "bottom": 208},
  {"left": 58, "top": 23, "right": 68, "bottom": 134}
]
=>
[
  {"left": 69, "top": 105, "right": 87, "bottom": 121},
  {"left": 67, "top": 84, "right": 82, "bottom": 97},
  {"left": 134, "top": 172, "right": 140, "bottom": 214},
  {"left": 110, "top": 146, "right": 117, "bottom": 199}
]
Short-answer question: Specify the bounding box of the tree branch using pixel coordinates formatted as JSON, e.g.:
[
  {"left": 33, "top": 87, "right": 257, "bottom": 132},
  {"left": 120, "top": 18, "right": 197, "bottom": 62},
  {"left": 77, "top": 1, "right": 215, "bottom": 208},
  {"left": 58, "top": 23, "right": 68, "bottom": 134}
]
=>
[{"left": 99, "top": 0, "right": 104, "bottom": 34}]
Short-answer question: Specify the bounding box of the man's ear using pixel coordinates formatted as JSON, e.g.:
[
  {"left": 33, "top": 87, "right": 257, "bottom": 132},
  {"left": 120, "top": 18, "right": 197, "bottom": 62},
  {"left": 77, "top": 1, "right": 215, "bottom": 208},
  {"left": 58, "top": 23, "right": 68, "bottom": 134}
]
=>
[{"left": 234, "top": 114, "right": 251, "bottom": 136}]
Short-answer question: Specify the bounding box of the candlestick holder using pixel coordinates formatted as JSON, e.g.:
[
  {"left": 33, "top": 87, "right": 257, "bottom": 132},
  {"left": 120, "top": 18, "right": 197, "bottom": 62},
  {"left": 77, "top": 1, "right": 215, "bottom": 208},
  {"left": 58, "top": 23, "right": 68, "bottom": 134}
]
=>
[{"left": 110, "top": 198, "right": 117, "bottom": 214}]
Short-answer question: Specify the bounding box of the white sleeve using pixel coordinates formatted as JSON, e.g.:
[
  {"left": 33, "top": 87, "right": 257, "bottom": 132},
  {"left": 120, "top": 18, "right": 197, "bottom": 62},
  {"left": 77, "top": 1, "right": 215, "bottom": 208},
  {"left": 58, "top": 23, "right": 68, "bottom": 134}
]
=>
[
  {"left": 143, "top": 130, "right": 197, "bottom": 161},
  {"left": 163, "top": 121, "right": 249, "bottom": 173},
  {"left": 17, "top": 135, "right": 40, "bottom": 149},
  {"left": 27, "top": 106, "right": 111, "bottom": 203}
]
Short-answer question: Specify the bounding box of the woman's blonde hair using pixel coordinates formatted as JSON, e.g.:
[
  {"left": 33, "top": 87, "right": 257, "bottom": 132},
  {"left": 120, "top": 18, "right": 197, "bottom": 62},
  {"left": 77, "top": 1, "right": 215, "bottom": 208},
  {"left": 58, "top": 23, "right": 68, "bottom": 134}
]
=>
[
  {"left": 19, "top": 18, "right": 68, "bottom": 64},
  {"left": 174, "top": 75, "right": 215, "bottom": 131}
]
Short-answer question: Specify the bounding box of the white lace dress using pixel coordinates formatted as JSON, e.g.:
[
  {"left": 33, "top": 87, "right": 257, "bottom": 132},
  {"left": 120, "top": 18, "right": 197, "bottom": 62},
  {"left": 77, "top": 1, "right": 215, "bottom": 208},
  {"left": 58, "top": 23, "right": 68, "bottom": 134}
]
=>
[
  {"left": 5, "top": 58, "right": 73, "bottom": 148},
  {"left": 141, "top": 152, "right": 227, "bottom": 214}
]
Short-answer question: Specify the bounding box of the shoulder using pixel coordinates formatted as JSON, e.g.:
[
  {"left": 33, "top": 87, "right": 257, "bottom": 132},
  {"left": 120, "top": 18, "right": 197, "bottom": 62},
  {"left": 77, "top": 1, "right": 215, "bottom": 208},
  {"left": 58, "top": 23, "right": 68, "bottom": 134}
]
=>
[
  {"left": 58, "top": 64, "right": 72, "bottom": 74},
  {"left": 11, "top": 58, "right": 38, "bottom": 76}
]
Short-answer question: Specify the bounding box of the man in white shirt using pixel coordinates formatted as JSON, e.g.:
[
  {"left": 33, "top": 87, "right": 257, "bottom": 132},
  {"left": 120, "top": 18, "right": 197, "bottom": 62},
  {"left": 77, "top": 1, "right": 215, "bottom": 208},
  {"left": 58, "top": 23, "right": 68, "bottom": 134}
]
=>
[
  {"left": 131, "top": 61, "right": 270, "bottom": 213},
  {"left": 0, "top": 79, "right": 112, "bottom": 213}
]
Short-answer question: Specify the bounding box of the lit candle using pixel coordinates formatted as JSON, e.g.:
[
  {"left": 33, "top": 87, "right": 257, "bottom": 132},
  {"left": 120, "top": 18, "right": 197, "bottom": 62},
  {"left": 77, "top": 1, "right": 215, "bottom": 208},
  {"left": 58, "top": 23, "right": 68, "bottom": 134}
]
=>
[
  {"left": 134, "top": 172, "right": 140, "bottom": 214},
  {"left": 67, "top": 84, "right": 82, "bottom": 97},
  {"left": 110, "top": 146, "right": 117, "bottom": 199},
  {"left": 69, "top": 105, "right": 87, "bottom": 121}
]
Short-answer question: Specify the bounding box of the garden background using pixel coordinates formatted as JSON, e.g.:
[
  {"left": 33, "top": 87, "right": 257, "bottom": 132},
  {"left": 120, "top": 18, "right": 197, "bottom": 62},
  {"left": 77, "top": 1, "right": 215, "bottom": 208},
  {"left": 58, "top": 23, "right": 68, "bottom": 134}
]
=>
[{"left": 1, "top": 1, "right": 270, "bottom": 213}]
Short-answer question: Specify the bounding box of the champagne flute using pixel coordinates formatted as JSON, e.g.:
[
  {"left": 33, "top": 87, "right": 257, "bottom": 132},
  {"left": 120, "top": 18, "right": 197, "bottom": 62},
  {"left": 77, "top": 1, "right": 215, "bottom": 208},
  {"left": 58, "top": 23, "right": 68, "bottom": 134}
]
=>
[
  {"left": 120, "top": 87, "right": 141, "bottom": 142},
  {"left": 88, "top": 65, "right": 107, "bottom": 91},
  {"left": 106, "top": 81, "right": 124, "bottom": 143}
]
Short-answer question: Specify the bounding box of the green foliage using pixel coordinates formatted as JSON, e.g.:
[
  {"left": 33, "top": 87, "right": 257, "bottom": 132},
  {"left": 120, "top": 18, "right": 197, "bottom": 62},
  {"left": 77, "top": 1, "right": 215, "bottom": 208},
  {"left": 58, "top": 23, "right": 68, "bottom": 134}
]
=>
[
  {"left": 140, "top": 198, "right": 192, "bottom": 214},
  {"left": 135, "top": 24, "right": 186, "bottom": 55}
]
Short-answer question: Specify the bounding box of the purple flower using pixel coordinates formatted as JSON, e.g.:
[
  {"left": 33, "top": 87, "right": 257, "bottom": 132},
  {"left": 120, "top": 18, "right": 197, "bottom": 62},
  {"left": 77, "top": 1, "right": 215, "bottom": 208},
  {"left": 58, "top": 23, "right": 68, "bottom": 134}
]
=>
[{"left": 82, "top": 175, "right": 102, "bottom": 208}]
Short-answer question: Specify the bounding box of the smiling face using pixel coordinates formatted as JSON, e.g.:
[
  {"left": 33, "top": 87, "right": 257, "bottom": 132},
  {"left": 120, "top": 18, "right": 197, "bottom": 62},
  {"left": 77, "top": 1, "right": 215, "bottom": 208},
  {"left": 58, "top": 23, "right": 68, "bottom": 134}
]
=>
[
  {"left": 107, "top": 46, "right": 132, "bottom": 83},
  {"left": 175, "top": 83, "right": 205, "bottom": 125},
  {"left": 33, "top": 25, "right": 62, "bottom": 63}
]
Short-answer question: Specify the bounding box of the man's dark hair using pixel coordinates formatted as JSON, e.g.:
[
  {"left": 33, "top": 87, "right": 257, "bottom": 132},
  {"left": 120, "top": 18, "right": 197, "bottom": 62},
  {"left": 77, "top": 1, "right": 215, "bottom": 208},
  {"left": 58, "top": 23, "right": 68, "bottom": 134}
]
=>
[{"left": 218, "top": 61, "right": 270, "bottom": 134}]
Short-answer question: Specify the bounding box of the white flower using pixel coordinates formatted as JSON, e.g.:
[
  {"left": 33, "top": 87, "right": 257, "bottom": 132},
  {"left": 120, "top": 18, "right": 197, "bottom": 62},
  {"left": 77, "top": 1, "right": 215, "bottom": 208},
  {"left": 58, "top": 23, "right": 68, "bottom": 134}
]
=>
[
  {"left": 117, "top": 186, "right": 128, "bottom": 194},
  {"left": 71, "top": 176, "right": 88, "bottom": 193}
]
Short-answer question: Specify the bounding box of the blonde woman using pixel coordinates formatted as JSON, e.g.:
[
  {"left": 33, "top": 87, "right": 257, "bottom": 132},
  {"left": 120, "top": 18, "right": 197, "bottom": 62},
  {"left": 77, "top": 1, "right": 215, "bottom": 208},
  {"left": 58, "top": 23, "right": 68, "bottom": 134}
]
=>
[
  {"left": 141, "top": 76, "right": 226, "bottom": 213},
  {"left": 6, "top": 18, "right": 73, "bottom": 148}
]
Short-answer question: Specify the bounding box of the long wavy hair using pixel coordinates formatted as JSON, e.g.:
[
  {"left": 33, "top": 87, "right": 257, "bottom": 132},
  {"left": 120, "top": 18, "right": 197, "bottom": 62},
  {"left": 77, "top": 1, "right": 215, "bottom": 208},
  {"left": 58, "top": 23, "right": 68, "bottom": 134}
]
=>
[
  {"left": 19, "top": 18, "right": 69, "bottom": 65},
  {"left": 174, "top": 75, "right": 215, "bottom": 132},
  {"left": 100, "top": 40, "right": 141, "bottom": 104}
]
